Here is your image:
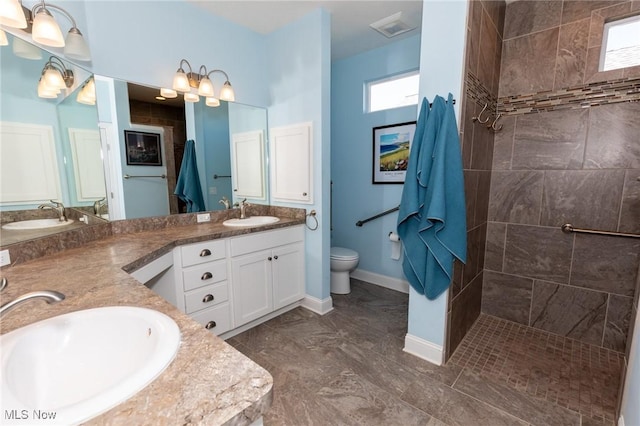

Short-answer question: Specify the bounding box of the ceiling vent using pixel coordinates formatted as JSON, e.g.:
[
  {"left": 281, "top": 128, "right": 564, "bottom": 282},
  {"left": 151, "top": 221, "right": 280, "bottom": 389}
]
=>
[{"left": 369, "top": 12, "right": 416, "bottom": 38}]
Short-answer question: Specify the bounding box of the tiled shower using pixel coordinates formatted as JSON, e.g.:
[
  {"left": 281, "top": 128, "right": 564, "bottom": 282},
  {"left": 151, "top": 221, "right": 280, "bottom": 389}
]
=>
[{"left": 447, "top": 0, "right": 640, "bottom": 420}]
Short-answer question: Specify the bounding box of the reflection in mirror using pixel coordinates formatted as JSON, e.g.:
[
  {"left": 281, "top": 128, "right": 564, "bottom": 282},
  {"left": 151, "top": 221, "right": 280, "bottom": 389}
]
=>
[
  {"left": 123, "top": 82, "right": 268, "bottom": 218},
  {"left": 0, "top": 33, "right": 105, "bottom": 247}
]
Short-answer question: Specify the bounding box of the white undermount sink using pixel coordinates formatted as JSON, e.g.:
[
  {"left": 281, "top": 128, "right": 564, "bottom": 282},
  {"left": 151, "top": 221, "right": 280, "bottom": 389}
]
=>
[
  {"left": 223, "top": 216, "right": 280, "bottom": 227},
  {"left": 2, "top": 218, "right": 75, "bottom": 230},
  {"left": 1, "top": 306, "right": 181, "bottom": 425}
]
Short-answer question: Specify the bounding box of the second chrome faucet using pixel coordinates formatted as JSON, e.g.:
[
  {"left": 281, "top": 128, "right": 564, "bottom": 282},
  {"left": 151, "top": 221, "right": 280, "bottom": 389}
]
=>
[{"left": 38, "top": 200, "right": 67, "bottom": 222}]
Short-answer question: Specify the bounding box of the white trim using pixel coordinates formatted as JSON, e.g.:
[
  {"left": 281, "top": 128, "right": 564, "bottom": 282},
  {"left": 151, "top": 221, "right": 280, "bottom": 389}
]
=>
[
  {"left": 351, "top": 269, "right": 409, "bottom": 294},
  {"left": 301, "top": 294, "right": 333, "bottom": 315},
  {"left": 219, "top": 301, "right": 302, "bottom": 340},
  {"left": 403, "top": 333, "right": 444, "bottom": 366},
  {"left": 618, "top": 415, "right": 625, "bottom": 426}
]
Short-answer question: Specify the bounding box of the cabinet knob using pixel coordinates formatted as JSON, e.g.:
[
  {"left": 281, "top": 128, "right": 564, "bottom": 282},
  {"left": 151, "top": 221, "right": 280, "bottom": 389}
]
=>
[
  {"left": 274, "top": 255, "right": 278, "bottom": 260},
  {"left": 267, "top": 256, "right": 272, "bottom": 261},
  {"left": 303, "top": 192, "right": 307, "bottom": 196},
  {"left": 201, "top": 272, "right": 213, "bottom": 280},
  {"left": 205, "top": 321, "right": 217, "bottom": 329},
  {"left": 233, "top": 189, "right": 238, "bottom": 192},
  {"left": 202, "top": 294, "right": 214, "bottom": 303},
  {"left": 199, "top": 249, "right": 212, "bottom": 257}
]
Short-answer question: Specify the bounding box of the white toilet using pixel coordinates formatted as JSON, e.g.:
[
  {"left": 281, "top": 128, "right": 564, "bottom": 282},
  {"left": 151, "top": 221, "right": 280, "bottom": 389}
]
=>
[{"left": 330, "top": 246, "right": 360, "bottom": 294}]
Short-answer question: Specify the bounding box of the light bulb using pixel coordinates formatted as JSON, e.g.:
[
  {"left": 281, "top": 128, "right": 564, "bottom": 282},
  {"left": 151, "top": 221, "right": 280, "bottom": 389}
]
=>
[
  {"left": 172, "top": 70, "right": 190, "bottom": 93},
  {"left": 198, "top": 76, "right": 214, "bottom": 97},
  {"left": 219, "top": 81, "right": 235, "bottom": 102},
  {"left": 32, "top": 8, "right": 65, "bottom": 47}
]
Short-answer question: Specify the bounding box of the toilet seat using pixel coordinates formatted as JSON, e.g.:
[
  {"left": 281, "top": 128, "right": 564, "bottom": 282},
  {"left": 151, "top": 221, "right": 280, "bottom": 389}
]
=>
[{"left": 330, "top": 246, "right": 359, "bottom": 261}]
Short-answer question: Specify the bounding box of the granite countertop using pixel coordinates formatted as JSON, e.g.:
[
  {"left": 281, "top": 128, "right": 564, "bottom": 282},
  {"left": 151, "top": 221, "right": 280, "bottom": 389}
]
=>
[{"left": 0, "top": 217, "right": 304, "bottom": 425}]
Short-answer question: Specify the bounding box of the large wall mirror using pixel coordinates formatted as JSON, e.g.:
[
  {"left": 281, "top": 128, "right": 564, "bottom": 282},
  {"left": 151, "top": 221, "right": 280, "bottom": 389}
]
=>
[{"left": 0, "top": 33, "right": 104, "bottom": 247}]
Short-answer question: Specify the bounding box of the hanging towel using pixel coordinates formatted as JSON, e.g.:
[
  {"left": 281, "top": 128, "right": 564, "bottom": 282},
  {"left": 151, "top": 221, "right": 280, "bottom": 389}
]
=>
[
  {"left": 174, "top": 139, "right": 206, "bottom": 213},
  {"left": 397, "top": 94, "right": 467, "bottom": 300}
]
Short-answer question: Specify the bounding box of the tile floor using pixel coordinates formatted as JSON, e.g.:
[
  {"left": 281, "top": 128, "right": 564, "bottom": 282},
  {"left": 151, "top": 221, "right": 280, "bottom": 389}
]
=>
[{"left": 228, "top": 279, "right": 622, "bottom": 425}]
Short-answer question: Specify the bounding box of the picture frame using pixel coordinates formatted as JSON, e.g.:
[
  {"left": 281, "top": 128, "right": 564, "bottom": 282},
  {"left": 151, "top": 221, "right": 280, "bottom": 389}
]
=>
[
  {"left": 372, "top": 121, "right": 416, "bottom": 184},
  {"left": 124, "top": 130, "right": 162, "bottom": 166}
]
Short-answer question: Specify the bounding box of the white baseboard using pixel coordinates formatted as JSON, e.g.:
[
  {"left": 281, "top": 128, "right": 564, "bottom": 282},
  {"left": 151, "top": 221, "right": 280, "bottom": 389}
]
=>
[
  {"left": 618, "top": 415, "right": 625, "bottom": 426},
  {"left": 351, "top": 268, "right": 409, "bottom": 294},
  {"left": 301, "top": 295, "right": 333, "bottom": 315},
  {"left": 403, "top": 333, "right": 444, "bottom": 366}
]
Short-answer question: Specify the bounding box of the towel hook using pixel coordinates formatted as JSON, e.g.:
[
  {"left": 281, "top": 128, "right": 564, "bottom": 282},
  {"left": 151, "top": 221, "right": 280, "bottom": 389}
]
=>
[
  {"left": 472, "top": 103, "right": 490, "bottom": 124},
  {"left": 488, "top": 113, "right": 503, "bottom": 132}
]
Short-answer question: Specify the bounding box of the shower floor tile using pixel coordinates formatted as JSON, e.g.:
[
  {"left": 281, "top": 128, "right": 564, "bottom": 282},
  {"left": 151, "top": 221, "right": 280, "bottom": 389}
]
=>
[{"left": 448, "top": 314, "right": 624, "bottom": 423}]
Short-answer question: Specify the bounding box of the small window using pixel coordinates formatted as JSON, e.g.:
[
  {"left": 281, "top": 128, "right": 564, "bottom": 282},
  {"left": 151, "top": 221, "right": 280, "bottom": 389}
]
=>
[
  {"left": 600, "top": 14, "right": 640, "bottom": 72},
  {"left": 366, "top": 71, "right": 419, "bottom": 113}
]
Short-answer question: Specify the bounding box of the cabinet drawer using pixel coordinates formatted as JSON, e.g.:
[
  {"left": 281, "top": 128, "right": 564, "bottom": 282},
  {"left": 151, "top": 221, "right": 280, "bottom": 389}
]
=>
[
  {"left": 230, "top": 225, "right": 304, "bottom": 257},
  {"left": 182, "top": 260, "right": 227, "bottom": 291},
  {"left": 181, "top": 240, "right": 226, "bottom": 267},
  {"left": 190, "top": 302, "right": 232, "bottom": 335},
  {"left": 184, "top": 281, "right": 229, "bottom": 314}
]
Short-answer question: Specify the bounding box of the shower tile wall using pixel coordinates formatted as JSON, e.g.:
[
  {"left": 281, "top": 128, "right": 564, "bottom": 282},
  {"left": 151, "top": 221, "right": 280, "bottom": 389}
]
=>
[
  {"left": 446, "top": 0, "right": 505, "bottom": 360},
  {"left": 482, "top": 0, "right": 640, "bottom": 353}
]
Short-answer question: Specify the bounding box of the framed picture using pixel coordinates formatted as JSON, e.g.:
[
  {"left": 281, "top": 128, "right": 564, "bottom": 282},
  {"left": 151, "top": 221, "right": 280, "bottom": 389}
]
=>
[
  {"left": 124, "top": 130, "right": 162, "bottom": 166},
  {"left": 372, "top": 121, "right": 416, "bottom": 184}
]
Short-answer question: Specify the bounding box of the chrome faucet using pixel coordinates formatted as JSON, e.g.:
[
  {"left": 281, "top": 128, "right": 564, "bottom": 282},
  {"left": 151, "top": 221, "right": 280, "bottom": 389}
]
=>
[
  {"left": 93, "top": 197, "right": 106, "bottom": 215},
  {"left": 218, "top": 196, "right": 231, "bottom": 210},
  {"left": 233, "top": 198, "right": 251, "bottom": 219},
  {"left": 0, "top": 277, "right": 65, "bottom": 319},
  {"left": 38, "top": 200, "right": 67, "bottom": 222}
]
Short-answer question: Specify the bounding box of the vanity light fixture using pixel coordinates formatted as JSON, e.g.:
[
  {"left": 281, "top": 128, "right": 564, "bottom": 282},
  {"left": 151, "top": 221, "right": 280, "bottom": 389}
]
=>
[
  {"left": 166, "top": 59, "right": 235, "bottom": 106},
  {"left": 37, "top": 56, "right": 74, "bottom": 99},
  {"left": 0, "top": 30, "right": 8, "bottom": 46},
  {"left": 76, "top": 77, "right": 96, "bottom": 105},
  {"left": 160, "top": 88, "right": 178, "bottom": 98},
  {"left": 205, "top": 97, "right": 220, "bottom": 107},
  {"left": 12, "top": 36, "right": 43, "bottom": 59},
  {"left": 0, "top": 0, "right": 91, "bottom": 61}
]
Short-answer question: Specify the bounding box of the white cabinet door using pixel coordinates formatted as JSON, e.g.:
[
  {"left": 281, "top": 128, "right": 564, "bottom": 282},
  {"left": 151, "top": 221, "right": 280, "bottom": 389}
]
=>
[
  {"left": 231, "top": 249, "right": 273, "bottom": 325},
  {"left": 270, "top": 122, "right": 312, "bottom": 203},
  {"left": 231, "top": 130, "right": 265, "bottom": 200},
  {"left": 272, "top": 242, "right": 305, "bottom": 310}
]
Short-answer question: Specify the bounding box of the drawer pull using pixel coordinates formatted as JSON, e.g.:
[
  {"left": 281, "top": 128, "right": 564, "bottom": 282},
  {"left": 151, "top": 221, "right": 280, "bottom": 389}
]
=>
[
  {"left": 202, "top": 294, "right": 215, "bottom": 303},
  {"left": 274, "top": 255, "right": 278, "bottom": 260},
  {"left": 199, "top": 249, "right": 212, "bottom": 257},
  {"left": 201, "top": 272, "right": 213, "bottom": 280},
  {"left": 267, "top": 256, "right": 272, "bottom": 261},
  {"left": 205, "top": 321, "right": 217, "bottom": 329}
]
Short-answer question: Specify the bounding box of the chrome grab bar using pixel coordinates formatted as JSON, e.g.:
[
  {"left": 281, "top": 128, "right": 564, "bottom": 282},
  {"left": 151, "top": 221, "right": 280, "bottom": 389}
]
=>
[
  {"left": 123, "top": 174, "right": 166, "bottom": 179},
  {"left": 561, "top": 223, "right": 640, "bottom": 239}
]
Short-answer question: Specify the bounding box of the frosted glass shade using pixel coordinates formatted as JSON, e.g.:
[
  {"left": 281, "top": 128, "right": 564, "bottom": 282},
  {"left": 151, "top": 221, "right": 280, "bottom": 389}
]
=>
[
  {"left": 160, "top": 88, "right": 178, "bottom": 98},
  {"left": 64, "top": 29, "right": 91, "bottom": 61},
  {"left": 197, "top": 76, "right": 214, "bottom": 97},
  {"left": 43, "top": 68, "right": 66, "bottom": 89},
  {"left": 77, "top": 86, "right": 95, "bottom": 105},
  {"left": 0, "top": 0, "right": 27, "bottom": 28},
  {"left": 184, "top": 92, "right": 199, "bottom": 102},
  {"left": 219, "top": 82, "right": 235, "bottom": 102},
  {"left": 172, "top": 71, "right": 190, "bottom": 93},
  {"left": 38, "top": 78, "right": 58, "bottom": 98},
  {"left": 13, "top": 37, "right": 42, "bottom": 60},
  {"left": 206, "top": 97, "right": 220, "bottom": 107},
  {"left": 32, "top": 9, "right": 65, "bottom": 47},
  {"left": 0, "top": 30, "right": 7, "bottom": 46}
]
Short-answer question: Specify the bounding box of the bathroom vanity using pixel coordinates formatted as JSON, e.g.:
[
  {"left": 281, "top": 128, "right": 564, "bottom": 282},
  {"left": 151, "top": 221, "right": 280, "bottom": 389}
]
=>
[{"left": 0, "top": 213, "right": 306, "bottom": 425}]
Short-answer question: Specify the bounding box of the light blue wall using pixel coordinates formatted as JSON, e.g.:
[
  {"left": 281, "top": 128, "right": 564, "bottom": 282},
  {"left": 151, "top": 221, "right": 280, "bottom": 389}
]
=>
[
  {"left": 266, "top": 8, "right": 331, "bottom": 300},
  {"left": 406, "top": 0, "right": 468, "bottom": 349},
  {"left": 331, "top": 34, "right": 421, "bottom": 280}
]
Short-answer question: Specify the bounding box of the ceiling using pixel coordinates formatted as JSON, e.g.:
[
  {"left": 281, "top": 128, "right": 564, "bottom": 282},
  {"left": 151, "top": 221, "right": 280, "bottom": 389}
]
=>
[{"left": 187, "top": 0, "right": 423, "bottom": 61}]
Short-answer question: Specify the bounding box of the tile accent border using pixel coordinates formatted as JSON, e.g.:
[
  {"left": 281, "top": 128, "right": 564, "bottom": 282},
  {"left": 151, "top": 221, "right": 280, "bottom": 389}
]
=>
[
  {"left": 498, "top": 76, "right": 640, "bottom": 116},
  {"left": 404, "top": 333, "right": 444, "bottom": 366},
  {"left": 301, "top": 295, "right": 334, "bottom": 315},
  {"left": 465, "top": 71, "right": 499, "bottom": 114}
]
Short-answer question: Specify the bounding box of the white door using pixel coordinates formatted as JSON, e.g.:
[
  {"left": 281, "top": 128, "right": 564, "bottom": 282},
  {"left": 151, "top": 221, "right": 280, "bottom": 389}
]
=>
[
  {"left": 270, "top": 122, "right": 313, "bottom": 203},
  {"left": 68, "top": 128, "right": 106, "bottom": 202},
  {"left": 272, "top": 242, "right": 305, "bottom": 310},
  {"left": 231, "top": 130, "right": 265, "bottom": 200}
]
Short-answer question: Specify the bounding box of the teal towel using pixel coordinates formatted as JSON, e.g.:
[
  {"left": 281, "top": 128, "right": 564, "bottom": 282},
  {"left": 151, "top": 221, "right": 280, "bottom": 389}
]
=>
[
  {"left": 174, "top": 139, "right": 205, "bottom": 213},
  {"left": 397, "top": 94, "right": 467, "bottom": 300}
]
